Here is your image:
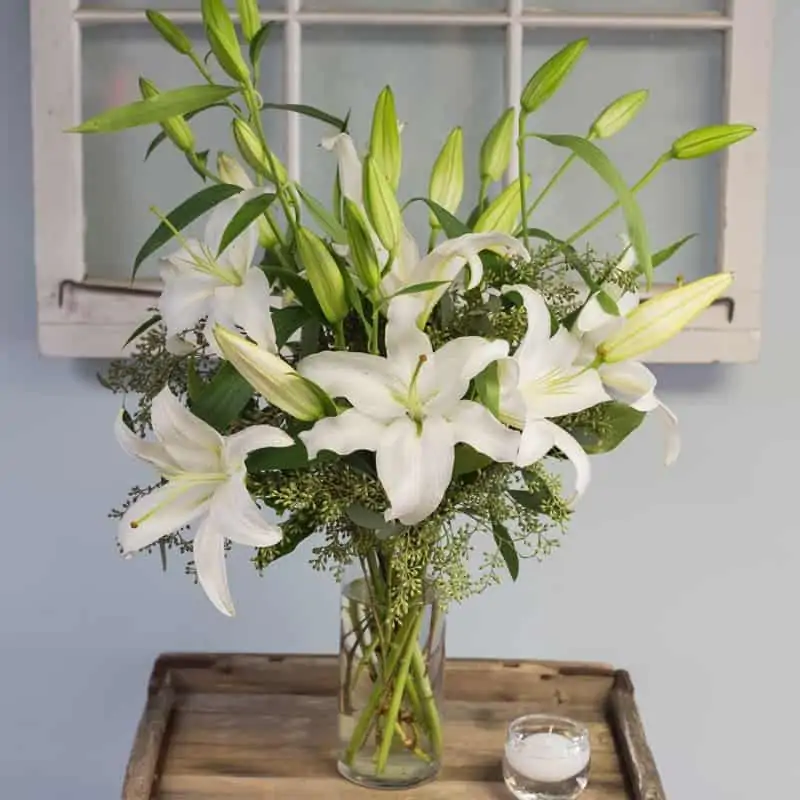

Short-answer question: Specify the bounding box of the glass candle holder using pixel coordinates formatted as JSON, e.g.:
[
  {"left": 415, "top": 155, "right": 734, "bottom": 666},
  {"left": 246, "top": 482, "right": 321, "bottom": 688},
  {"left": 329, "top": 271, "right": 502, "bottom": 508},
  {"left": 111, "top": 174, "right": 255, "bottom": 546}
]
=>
[{"left": 503, "top": 714, "right": 591, "bottom": 800}]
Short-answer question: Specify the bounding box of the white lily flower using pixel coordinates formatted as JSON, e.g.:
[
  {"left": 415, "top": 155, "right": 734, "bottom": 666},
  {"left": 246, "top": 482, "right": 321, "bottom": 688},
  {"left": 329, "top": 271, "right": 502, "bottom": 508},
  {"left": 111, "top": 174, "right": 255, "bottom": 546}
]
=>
[
  {"left": 115, "top": 386, "right": 293, "bottom": 616},
  {"left": 160, "top": 193, "right": 277, "bottom": 355},
  {"left": 297, "top": 296, "right": 520, "bottom": 525},
  {"left": 498, "top": 285, "right": 611, "bottom": 500}
]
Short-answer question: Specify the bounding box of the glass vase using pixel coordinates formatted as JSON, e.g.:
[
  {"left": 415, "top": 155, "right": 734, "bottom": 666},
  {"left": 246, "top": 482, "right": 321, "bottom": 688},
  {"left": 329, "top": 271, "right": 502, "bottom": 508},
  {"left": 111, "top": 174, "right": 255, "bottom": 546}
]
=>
[{"left": 337, "top": 560, "right": 446, "bottom": 789}]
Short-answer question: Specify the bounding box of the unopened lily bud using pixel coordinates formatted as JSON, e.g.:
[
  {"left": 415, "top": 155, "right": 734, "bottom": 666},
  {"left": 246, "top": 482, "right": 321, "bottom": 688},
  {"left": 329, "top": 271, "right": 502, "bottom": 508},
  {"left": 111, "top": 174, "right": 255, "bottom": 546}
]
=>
[
  {"left": 480, "top": 108, "right": 515, "bottom": 183},
  {"left": 343, "top": 199, "right": 381, "bottom": 292},
  {"left": 146, "top": 10, "right": 193, "bottom": 55},
  {"left": 363, "top": 154, "right": 402, "bottom": 254},
  {"left": 139, "top": 78, "right": 195, "bottom": 154},
  {"left": 296, "top": 227, "right": 349, "bottom": 324},
  {"left": 215, "top": 325, "right": 331, "bottom": 422},
  {"left": 590, "top": 90, "right": 648, "bottom": 139},
  {"left": 201, "top": 0, "right": 250, "bottom": 84},
  {"left": 370, "top": 86, "right": 402, "bottom": 192},
  {"left": 671, "top": 124, "right": 756, "bottom": 160},
  {"left": 217, "top": 152, "right": 278, "bottom": 248},
  {"left": 521, "top": 38, "right": 588, "bottom": 115},
  {"left": 474, "top": 175, "right": 531, "bottom": 234},
  {"left": 232, "top": 119, "right": 288, "bottom": 185},
  {"left": 598, "top": 273, "right": 733, "bottom": 363},
  {"left": 428, "top": 127, "right": 464, "bottom": 226},
  {"left": 236, "top": 0, "right": 261, "bottom": 43}
]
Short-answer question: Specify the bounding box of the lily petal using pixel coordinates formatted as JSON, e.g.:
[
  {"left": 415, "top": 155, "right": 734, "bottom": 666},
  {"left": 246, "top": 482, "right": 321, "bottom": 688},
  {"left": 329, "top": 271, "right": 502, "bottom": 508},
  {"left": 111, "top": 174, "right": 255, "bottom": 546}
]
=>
[
  {"left": 549, "top": 423, "right": 592, "bottom": 502},
  {"left": 655, "top": 398, "right": 681, "bottom": 466},
  {"left": 210, "top": 475, "right": 283, "bottom": 548},
  {"left": 224, "top": 424, "right": 294, "bottom": 469},
  {"left": 119, "top": 479, "right": 218, "bottom": 554},
  {"left": 321, "top": 133, "right": 363, "bottom": 205},
  {"left": 600, "top": 360, "right": 657, "bottom": 408},
  {"left": 503, "top": 285, "right": 552, "bottom": 371},
  {"left": 192, "top": 515, "right": 235, "bottom": 617},
  {"left": 158, "top": 269, "right": 217, "bottom": 340},
  {"left": 210, "top": 268, "right": 278, "bottom": 354},
  {"left": 497, "top": 358, "right": 527, "bottom": 429},
  {"left": 298, "top": 351, "right": 404, "bottom": 421},
  {"left": 377, "top": 415, "right": 454, "bottom": 526},
  {"left": 300, "top": 408, "right": 386, "bottom": 459},
  {"left": 114, "top": 411, "right": 179, "bottom": 476},
  {"left": 516, "top": 418, "right": 557, "bottom": 468},
  {"left": 385, "top": 296, "right": 433, "bottom": 379},
  {"left": 523, "top": 366, "right": 610, "bottom": 419},
  {"left": 448, "top": 400, "right": 519, "bottom": 463}
]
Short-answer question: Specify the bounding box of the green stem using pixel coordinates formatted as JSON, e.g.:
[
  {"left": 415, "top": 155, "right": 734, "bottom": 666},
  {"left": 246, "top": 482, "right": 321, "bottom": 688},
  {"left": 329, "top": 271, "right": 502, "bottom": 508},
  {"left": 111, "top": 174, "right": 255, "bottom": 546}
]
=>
[
  {"left": 411, "top": 644, "right": 443, "bottom": 759},
  {"left": 517, "top": 113, "right": 530, "bottom": 251},
  {"left": 334, "top": 322, "right": 346, "bottom": 350},
  {"left": 565, "top": 153, "right": 669, "bottom": 245},
  {"left": 523, "top": 153, "right": 576, "bottom": 223},
  {"left": 188, "top": 51, "right": 215, "bottom": 84},
  {"left": 427, "top": 228, "right": 438, "bottom": 253},
  {"left": 186, "top": 152, "right": 221, "bottom": 184},
  {"left": 478, "top": 177, "right": 489, "bottom": 211}
]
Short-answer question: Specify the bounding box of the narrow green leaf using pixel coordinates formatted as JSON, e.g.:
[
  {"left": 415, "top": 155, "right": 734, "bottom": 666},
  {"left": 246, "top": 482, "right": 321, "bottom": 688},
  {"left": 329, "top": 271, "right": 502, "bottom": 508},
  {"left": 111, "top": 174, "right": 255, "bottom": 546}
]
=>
[
  {"left": 144, "top": 103, "right": 230, "bottom": 161},
  {"left": 295, "top": 185, "right": 348, "bottom": 243},
  {"left": 347, "top": 505, "right": 395, "bottom": 532},
  {"left": 393, "top": 280, "right": 452, "bottom": 298},
  {"left": 565, "top": 401, "right": 646, "bottom": 454},
  {"left": 300, "top": 319, "right": 322, "bottom": 357},
  {"left": 475, "top": 362, "right": 500, "bottom": 419},
  {"left": 69, "top": 84, "right": 238, "bottom": 134},
  {"left": 492, "top": 521, "right": 519, "bottom": 581},
  {"left": 264, "top": 267, "right": 325, "bottom": 322},
  {"left": 216, "top": 193, "right": 276, "bottom": 256},
  {"left": 191, "top": 362, "right": 253, "bottom": 432},
  {"left": 186, "top": 357, "right": 205, "bottom": 403},
  {"left": 247, "top": 440, "right": 311, "bottom": 471},
  {"left": 597, "top": 290, "right": 621, "bottom": 316},
  {"left": 407, "top": 197, "right": 470, "bottom": 239},
  {"left": 249, "top": 22, "right": 273, "bottom": 67},
  {"left": 652, "top": 234, "right": 696, "bottom": 269},
  {"left": 453, "top": 444, "right": 492, "bottom": 477},
  {"left": 273, "top": 305, "right": 311, "bottom": 348},
  {"left": 508, "top": 487, "right": 554, "bottom": 512},
  {"left": 261, "top": 102, "right": 348, "bottom": 131},
  {"left": 133, "top": 184, "right": 243, "bottom": 277},
  {"left": 534, "top": 133, "right": 653, "bottom": 285},
  {"left": 123, "top": 313, "right": 162, "bottom": 348}
]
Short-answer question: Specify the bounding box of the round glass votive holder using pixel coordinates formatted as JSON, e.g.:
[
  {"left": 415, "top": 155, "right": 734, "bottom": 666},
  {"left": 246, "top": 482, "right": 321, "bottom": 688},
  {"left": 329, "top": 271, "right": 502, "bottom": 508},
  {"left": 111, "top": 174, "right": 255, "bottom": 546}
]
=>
[{"left": 503, "top": 714, "right": 591, "bottom": 800}]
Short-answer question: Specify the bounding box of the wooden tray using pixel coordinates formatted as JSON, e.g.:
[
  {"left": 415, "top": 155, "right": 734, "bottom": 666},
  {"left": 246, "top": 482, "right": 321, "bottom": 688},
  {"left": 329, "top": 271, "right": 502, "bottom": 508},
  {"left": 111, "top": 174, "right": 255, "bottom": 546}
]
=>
[{"left": 122, "top": 654, "right": 666, "bottom": 799}]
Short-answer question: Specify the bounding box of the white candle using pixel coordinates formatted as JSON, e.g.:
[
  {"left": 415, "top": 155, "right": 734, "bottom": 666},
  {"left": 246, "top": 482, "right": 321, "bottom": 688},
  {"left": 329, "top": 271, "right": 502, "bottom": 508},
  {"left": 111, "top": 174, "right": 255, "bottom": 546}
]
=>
[{"left": 506, "top": 731, "right": 590, "bottom": 783}]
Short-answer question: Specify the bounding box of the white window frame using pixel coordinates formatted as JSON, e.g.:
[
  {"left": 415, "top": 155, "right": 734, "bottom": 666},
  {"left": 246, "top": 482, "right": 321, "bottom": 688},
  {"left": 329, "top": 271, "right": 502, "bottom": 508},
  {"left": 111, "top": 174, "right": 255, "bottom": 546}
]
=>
[{"left": 31, "top": 0, "right": 773, "bottom": 361}]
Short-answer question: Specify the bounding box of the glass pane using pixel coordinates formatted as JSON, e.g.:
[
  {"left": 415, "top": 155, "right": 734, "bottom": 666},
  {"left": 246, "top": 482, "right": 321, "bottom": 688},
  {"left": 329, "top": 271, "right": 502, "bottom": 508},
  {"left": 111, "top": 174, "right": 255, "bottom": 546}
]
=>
[
  {"left": 525, "top": 0, "right": 724, "bottom": 11},
  {"left": 300, "top": 25, "right": 506, "bottom": 246},
  {"left": 522, "top": 29, "right": 724, "bottom": 282},
  {"left": 81, "top": 25, "right": 285, "bottom": 281},
  {"left": 303, "top": 0, "right": 505, "bottom": 10},
  {"left": 80, "top": 1, "right": 283, "bottom": 8}
]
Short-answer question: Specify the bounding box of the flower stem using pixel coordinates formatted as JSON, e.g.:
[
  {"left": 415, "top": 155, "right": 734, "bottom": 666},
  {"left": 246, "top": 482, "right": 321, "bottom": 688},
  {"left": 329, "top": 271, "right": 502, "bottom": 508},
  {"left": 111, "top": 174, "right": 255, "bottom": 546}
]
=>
[
  {"left": 523, "top": 153, "right": 576, "bottom": 224},
  {"left": 411, "top": 643, "right": 443, "bottom": 759}
]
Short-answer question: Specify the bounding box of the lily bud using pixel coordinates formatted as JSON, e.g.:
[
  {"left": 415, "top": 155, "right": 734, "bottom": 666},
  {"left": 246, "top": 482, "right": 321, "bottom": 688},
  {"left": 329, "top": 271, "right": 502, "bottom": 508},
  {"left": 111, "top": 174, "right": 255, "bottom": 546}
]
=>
[
  {"left": 521, "top": 38, "right": 588, "bottom": 115},
  {"left": 343, "top": 199, "right": 381, "bottom": 292},
  {"left": 428, "top": 127, "right": 464, "bottom": 226},
  {"left": 370, "top": 86, "right": 402, "bottom": 191},
  {"left": 296, "top": 227, "right": 349, "bottom": 324},
  {"left": 590, "top": 90, "right": 648, "bottom": 139},
  {"left": 473, "top": 175, "right": 531, "bottom": 234},
  {"left": 232, "top": 119, "right": 288, "bottom": 185},
  {"left": 236, "top": 0, "right": 261, "bottom": 43},
  {"left": 598, "top": 273, "right": 733, "bottom": 363},
  {"left": 139, "top": 78, "right": 195, "bottom": 154},
  {"left": 480, "top": 107, "right": 515, "bottom": 183},
  {"left": 145, "top": 10, "right": 193, "bottom": 56},
  {"left": 201, "top": 0, "right": 250, "bottom": 84},
  {"left": 363, "top": 154, "right": 402, "bottom": 254},
  {"left": 671, "top": 124, "right": 756, "bottom": 160},
  {"left": 215, "top": 325, "right": 331, "bottom": 422},
  {"left": 217, "top": 152, "right": 278, "bottom": 248}
]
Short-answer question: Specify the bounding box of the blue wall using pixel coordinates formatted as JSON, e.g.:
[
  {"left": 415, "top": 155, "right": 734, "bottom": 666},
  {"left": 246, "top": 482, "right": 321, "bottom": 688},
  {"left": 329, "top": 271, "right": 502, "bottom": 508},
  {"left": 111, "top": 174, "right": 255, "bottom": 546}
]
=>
[{"left": 2, "top": 2, "right": 798, "bottom": 797}]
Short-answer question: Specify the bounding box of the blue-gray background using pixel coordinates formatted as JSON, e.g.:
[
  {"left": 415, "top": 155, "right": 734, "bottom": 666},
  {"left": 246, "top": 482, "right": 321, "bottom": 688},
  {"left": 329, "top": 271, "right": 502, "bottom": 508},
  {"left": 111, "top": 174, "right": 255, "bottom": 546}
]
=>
[{"left": 2, "top": 2, "right": 797, "bottom": 797}]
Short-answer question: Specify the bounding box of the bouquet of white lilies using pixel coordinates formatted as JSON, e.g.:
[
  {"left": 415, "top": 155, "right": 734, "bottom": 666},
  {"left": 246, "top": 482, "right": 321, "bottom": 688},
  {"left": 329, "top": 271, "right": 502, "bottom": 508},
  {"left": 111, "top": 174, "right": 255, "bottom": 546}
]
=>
[{"left": 81, "top": 0, "right": 752, "bottom": 785}]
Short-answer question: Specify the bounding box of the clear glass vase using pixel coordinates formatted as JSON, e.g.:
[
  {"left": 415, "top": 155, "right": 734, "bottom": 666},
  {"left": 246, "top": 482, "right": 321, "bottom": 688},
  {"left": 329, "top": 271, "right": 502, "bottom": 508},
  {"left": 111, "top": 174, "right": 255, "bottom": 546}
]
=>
[{"left": 337, "top": 560, "right": 446, "bottom": 789}]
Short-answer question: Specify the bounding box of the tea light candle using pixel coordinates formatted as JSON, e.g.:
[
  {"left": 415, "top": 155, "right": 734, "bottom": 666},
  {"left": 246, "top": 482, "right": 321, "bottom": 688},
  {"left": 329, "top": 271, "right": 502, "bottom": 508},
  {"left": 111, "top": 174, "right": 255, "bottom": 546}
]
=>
[{"left": 506, "top": 731, "right": 590, "bottom": 783}]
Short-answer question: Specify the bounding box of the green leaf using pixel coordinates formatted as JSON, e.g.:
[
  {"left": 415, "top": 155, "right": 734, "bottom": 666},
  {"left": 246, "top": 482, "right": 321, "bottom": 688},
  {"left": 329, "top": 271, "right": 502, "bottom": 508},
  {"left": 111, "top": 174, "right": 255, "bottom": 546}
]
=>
[
  {"left": 295, "top": 185, "right": 348, "bottom": 243},
  {"left": 69, "top": 84, "right": 239, "bottom": 134},
  {"left": 597, "top": 290, "right": 620, "bottom": 316},
  {"left": 346, "top": 504, "right": 397, "bottom": 533},
  {"left": 249, "top": 22, "right": 273, "bottom": 67},
  {"left": 508, "top": 486, "right": 554, "bottom": 512},
  {"left": 261, "top": 102, "right": 348, "bottom": 131},
  {"left": 144, "top": 103, "right": 230, "bottom": 161},
  {"left": 534, "top": 133, "right": 653, "bottom": 285},
  {"left": 453, "top": 444, "right": 492, "bottom": 477},
  {"left": 190, "top": 362, "right": 253, "bottom": 432},
  {"left": 187, "top": 149, "right": 211, "bottom": 182},
  {"left": 133, "top": 184, "right": 243, "bottom": 277},
  {"left": 264, "top": 267, "right": 325, "bottom": 321},
  {"left": 652, "top": 234, "right": 696, "bottom": 269},
  {"left": 217, "top": 192, "right": 277, "bottom": 256},
  {"left": 492, "top": 521, "right": 519, "bottom": 581},
  {"left": 566, "top": 401, "right": 646, "bottom": 455},
  {"left": 393, "top": 280, "right": 452, "bottom": 298},
  {"left": 247, "top": 440, "right": 311, "bottom": 471},
  {"left": 407, "top": 197, "right": 471, "bottom": 238},
  {"left": 123, "top": 313, "right": 162, "bottom": 348},
  {"left": 186, "top": 357, "right": 205, "bottom": 404},
  {"left": 300, "top": 319, "right": 322, "bottom": 357},
  {"left": 475, "top": 362, "right": 500, "bottom": 419},
  {"left": 273, "top": 305, "right": 311, "bottom": 348}
]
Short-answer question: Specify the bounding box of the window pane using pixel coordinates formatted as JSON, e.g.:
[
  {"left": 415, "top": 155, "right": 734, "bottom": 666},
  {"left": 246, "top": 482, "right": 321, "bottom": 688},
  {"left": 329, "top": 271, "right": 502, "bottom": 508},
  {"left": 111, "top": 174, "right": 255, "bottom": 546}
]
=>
[
  {"left": 81, "top": 25, "right": 285, "bottom": 281},
  {"left": 79, "top": 1, "right": 283, "bottom": 8},
  {"left": 300, "top": 25, "right": 506, "bottom": 246},
  {"left": 303, "top": 0, "right": 505, "bottom": 10},
  {"left": 525, "top": 0, "right": 724, "bottom": 11},
  {"left": 522, "top": 29, "right": 724, "bottom": 282}
]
